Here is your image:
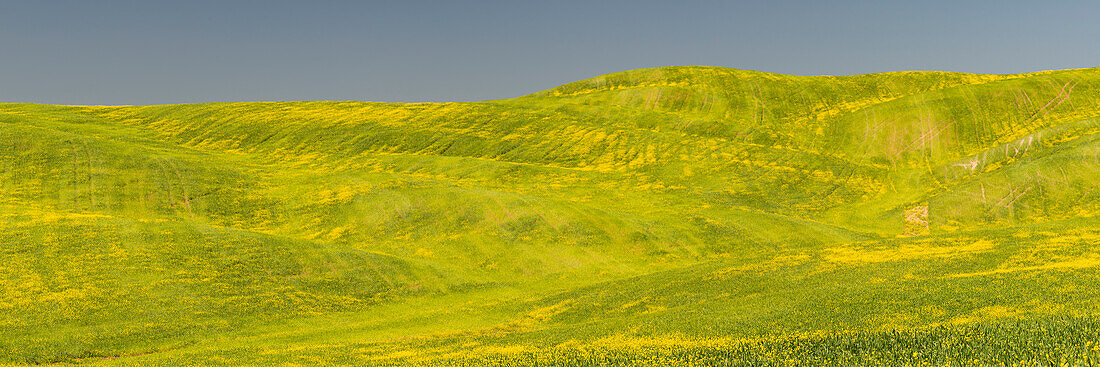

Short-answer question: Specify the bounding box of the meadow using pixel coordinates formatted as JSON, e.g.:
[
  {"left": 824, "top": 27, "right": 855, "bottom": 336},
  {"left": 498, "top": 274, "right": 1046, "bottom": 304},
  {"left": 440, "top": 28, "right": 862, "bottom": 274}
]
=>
[{"left": 2, "top": 66, "right": 1100, "bottom": 365}]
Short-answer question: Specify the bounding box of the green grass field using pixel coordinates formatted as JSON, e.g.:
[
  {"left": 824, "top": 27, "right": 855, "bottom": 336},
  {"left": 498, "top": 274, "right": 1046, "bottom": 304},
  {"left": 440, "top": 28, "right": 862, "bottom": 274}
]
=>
[{"left": 3, "top": 66, "right": 1100, "bottom": 366}]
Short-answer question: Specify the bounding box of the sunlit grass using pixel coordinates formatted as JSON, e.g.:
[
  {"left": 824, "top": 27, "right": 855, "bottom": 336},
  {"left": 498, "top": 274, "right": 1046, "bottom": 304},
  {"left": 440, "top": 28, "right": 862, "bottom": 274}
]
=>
[{"left": 2, "top": 66, "right": 1100, "bottom": 365}]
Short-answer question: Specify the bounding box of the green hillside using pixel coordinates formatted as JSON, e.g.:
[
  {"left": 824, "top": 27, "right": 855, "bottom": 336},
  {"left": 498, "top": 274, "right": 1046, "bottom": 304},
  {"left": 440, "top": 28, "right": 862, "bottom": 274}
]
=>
[{"left": 2, "top": 65, "right": 1100, "bottom": 366}]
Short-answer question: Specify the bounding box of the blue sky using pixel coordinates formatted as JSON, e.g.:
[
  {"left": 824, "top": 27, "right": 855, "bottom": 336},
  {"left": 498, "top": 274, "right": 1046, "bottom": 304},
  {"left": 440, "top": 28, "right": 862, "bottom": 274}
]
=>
[{"left": 1, "top": 0, "right": 1097, "bottom": 105}]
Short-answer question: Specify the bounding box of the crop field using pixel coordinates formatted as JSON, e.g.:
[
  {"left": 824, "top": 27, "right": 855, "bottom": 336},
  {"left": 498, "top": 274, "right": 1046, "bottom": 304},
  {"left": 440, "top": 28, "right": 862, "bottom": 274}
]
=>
[{"left": 3, "top": 66, "right": 1100, "bottom": 365}]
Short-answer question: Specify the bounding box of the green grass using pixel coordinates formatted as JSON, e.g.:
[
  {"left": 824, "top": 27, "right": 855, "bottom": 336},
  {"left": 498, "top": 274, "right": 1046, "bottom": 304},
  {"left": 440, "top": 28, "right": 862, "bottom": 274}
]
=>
[{"left": 3, "top": 65, "right": 1100, "bottom": 365}]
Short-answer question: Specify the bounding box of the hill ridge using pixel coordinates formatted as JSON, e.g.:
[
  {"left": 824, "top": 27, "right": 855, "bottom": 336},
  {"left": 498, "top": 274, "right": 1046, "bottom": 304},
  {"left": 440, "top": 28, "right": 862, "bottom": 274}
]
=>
[{"left": 3, "top": 65, "right": 1100, "bottom": 365}]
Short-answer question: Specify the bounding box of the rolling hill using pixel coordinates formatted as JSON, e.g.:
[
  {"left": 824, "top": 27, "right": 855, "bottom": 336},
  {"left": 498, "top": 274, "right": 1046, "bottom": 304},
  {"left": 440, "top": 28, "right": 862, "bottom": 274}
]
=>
[{"left": 2, "top": 65, "right": 1100, "bottom": 365}]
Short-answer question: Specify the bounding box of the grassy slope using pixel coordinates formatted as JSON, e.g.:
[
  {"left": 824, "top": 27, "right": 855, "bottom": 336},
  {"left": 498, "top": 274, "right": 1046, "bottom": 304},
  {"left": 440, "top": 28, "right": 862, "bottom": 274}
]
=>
[{"left": 2, "top": 66, "right": 1100, "bottom": 365}]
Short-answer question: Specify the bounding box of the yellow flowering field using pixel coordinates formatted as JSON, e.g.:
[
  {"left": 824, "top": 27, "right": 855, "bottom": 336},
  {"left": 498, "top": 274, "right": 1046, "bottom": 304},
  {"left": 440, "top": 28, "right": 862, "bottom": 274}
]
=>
[{"left": 3, "top": 66, "right": 1100, "bottom": 365}]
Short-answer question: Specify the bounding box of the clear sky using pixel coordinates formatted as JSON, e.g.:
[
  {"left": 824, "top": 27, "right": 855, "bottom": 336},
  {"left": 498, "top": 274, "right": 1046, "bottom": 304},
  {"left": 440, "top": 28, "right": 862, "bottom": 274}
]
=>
[{"left": 1, "top": 0, "right": 1097, "bottom": 105}]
